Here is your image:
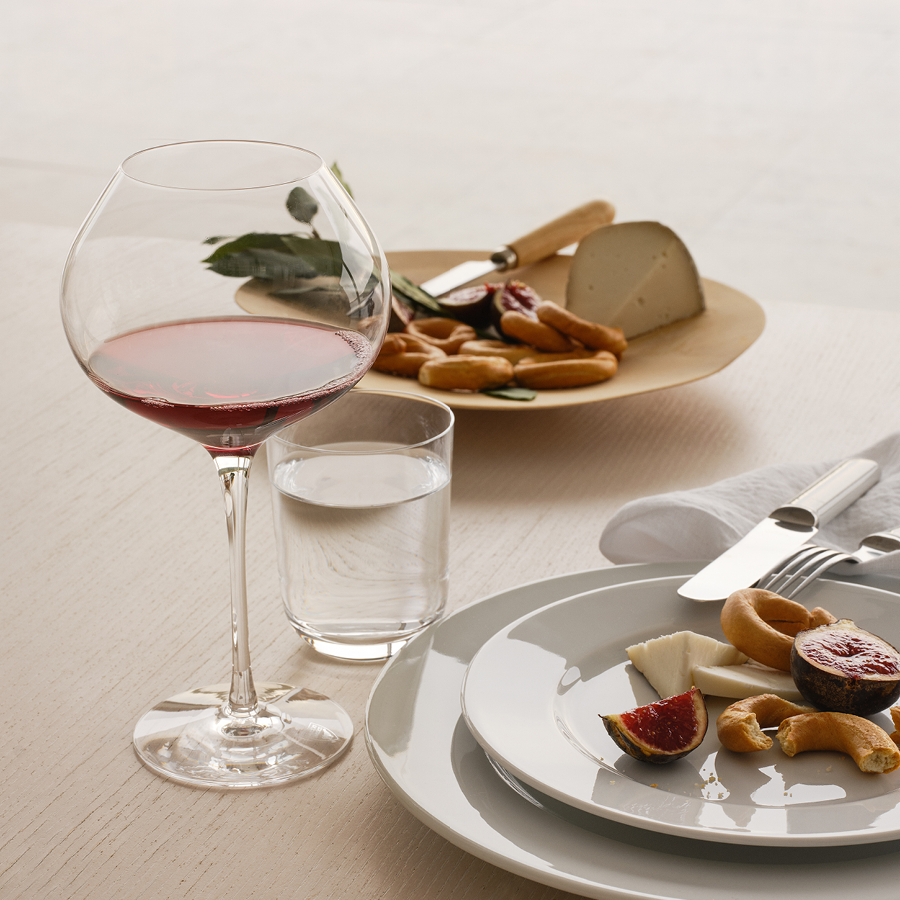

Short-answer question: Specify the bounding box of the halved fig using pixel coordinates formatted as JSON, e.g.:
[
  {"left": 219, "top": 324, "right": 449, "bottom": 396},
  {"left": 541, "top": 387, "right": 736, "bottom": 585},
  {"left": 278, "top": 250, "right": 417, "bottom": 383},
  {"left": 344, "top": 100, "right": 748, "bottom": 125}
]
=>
[
  {"left": 489, "top": 280, "right": 543, "bottom": 328},
  {"left": 389, "top": 294, "right": 416, "bottom": 332},
  {"left": 438, "top": 283, "right": 500, "bottom": 327},
  {"left": 601, "top": 687, "right": 708, "bottom": 764},
  {"left": 791, "top": 619, "right": 900, "bottom": 715}
]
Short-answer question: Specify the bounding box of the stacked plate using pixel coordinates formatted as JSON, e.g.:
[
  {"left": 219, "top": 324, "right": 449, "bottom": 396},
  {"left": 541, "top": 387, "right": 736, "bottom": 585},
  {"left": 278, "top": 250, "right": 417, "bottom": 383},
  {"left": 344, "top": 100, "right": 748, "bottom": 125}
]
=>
[{"left": 365, "top": 563, "right": 900, "bottom": 900}]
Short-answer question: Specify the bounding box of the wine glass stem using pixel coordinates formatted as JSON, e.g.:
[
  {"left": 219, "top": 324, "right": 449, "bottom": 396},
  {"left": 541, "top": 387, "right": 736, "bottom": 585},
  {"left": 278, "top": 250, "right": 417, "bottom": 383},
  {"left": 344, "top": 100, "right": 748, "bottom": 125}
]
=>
[{"left": 213, "top": 453, "right": 259, "bottom": 718}]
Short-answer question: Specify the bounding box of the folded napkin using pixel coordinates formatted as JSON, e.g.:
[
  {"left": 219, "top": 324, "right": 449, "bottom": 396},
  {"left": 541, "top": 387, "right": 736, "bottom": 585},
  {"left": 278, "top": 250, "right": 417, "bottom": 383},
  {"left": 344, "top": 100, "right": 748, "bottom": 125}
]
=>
[{"left": 600, "top": 433, "right": 900, "bottom": 577}]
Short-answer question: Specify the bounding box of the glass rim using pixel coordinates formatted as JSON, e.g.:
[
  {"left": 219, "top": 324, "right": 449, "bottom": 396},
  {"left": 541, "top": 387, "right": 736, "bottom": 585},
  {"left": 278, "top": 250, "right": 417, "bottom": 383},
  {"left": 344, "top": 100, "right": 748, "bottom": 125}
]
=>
[
  {"left": 268, "top": 389, "right": 455, "bottom": 455},
  {"left": 119, "top": 139, "right": 324, "bottom": 191}
]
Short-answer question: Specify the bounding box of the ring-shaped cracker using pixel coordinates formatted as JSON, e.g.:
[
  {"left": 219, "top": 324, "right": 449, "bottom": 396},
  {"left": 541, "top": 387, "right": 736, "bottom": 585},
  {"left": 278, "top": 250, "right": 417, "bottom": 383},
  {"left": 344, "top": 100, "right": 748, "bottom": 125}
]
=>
[
  {"left": 514, "top": 352, "right": 618, "bottom": 389},
  {"left": 536, "top": 302, "right": 628, "bottom": 356},
  {"left": 406, "top": 317, "right": 477, "bottom": 354},
  {"left": 418, "top": 355, "right": 514, "bottom": 392},
  {"left": 499, "top": 310, "right": 575, "bottom": 352},
  {"left": 717, "top": 694, "right": 814, "bottom": 752},
  {"left": 778, "top": 711, "right": 900, "bottom": 773},
  {"left": 373, "top": 333, "right": 445, "bottom": 377},
  {"left": 457, "top": 339, "right": 537, "bottom": 365},
  {"left": 720, "top": 588, "right": 836, "bottom": 672}
]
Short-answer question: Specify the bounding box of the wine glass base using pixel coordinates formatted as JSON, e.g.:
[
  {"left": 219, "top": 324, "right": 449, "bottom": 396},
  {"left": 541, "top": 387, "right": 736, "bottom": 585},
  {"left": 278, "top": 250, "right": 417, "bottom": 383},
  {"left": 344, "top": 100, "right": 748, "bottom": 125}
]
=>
[{"left": 133, "top": 682, "right": 353, "bottom": 789}]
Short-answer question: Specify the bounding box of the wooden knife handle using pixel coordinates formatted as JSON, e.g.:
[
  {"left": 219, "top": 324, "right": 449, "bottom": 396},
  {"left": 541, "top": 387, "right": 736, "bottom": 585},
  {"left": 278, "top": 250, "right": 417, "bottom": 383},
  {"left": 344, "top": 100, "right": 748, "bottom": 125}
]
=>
[{"left": 499, "top": 200, "right": 616, "bottom": 270}]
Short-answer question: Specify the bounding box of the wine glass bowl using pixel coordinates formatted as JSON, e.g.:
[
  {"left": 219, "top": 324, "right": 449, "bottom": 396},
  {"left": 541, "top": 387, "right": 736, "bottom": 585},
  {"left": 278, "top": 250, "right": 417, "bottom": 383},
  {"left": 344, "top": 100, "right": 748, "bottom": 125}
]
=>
[
  {"left": 60, "top": 141, "right": 390, "bottom": 788},
  {"left": 62, "top": 141, "right": 386, "bottom": 454}
]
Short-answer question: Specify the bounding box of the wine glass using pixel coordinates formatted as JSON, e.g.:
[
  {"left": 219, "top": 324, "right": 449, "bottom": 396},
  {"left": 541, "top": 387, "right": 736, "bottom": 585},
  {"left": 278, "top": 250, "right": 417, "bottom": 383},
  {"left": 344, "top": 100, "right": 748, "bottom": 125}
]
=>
[{"left": 60, "top": 141, "right": 391, "bottom": 788}]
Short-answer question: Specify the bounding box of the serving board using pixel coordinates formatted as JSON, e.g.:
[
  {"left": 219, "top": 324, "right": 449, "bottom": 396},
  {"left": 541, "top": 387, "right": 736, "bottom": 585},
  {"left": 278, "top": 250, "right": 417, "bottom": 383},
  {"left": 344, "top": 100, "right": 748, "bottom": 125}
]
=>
[{"left": 239, "top": 249, "right": 766, "bottom": 411}]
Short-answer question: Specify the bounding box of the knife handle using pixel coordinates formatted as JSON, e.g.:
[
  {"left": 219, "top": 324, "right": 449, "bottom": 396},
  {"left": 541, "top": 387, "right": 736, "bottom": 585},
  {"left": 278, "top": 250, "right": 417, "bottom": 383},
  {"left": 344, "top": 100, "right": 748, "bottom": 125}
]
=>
[
  {"left": 773, "top": 458, "right": 880, "bottom": 527},
  {"left": 493, "top": 200, "right": 616, "bottom": 270}
]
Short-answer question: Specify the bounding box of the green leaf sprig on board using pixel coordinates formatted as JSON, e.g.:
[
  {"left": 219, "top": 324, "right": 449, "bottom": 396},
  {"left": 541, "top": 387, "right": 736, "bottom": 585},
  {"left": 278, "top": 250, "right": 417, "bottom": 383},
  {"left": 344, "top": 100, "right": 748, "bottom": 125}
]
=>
[
  {"left": 389, "top": 270, "right": 445, "bottom": 316},
  {"left": 481, "top": 386, "right": 537, "bottom": 402}
]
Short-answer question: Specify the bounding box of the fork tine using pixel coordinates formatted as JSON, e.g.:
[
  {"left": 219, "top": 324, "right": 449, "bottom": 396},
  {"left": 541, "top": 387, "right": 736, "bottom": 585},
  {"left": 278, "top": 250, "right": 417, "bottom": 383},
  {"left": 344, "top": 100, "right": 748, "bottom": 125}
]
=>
[
  {"left": 781, "top": 550, "right": 851, "bottom": 600},
  {"left": 768, "top": 547, "right": 842, "bottom": 597},
  {"left": 756, "top": 545, "right": 828, "bottom": 593}
]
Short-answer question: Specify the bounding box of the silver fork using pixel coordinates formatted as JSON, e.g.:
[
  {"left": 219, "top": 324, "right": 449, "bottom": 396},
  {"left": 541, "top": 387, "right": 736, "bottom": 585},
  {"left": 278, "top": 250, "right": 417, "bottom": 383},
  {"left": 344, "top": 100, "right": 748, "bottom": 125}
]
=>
[{"left": 756, "top": 526, "right": 900, "bottom": 599}]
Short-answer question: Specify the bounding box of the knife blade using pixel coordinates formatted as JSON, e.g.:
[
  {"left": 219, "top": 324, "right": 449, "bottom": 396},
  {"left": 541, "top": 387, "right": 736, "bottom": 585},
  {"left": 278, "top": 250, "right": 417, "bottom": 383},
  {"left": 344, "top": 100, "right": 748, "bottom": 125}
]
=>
[
  {"left": 677, "top": 458, "right": 881, "bottom": 602},
  {"left": 418, "top": 200, "right": 616, "bottom": 297}
]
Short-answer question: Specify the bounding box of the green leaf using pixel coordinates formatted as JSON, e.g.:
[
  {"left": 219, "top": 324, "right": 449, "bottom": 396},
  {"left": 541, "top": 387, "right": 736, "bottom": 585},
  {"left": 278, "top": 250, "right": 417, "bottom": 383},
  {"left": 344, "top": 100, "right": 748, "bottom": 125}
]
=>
[
  {"left": 203, "top": 233, "right": 344, "bottom": 279},
  {"left": 271, "top": 283, "right": 347, "bottom": 302},
  {"left": 286, "top": 187, "right": 318, "bottom": 224},
  {"left": 389, "top": 270, "right": 444, "bottom": 315},
  {"left": 203, "top": 235, "right": 229, "bottom": 245},
  {"left": 331, "top": 162, "right": 353, "bottom": 198},
  {"left": 202, "top": 232, "right": 289, "bottom": 264},
  {"left": 481, "top": 386, "right": 537, "bottom": 402},
  {"left": 282, "top": 237, "right": 344, "bottom": 278}
]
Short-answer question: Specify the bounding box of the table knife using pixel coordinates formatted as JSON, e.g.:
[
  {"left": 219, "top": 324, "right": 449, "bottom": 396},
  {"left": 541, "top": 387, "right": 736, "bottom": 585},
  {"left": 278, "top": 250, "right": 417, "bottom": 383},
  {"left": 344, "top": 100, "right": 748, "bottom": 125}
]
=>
[
  {"left": 418, "top": 200, "right": 616, "bottom": 297},
  {"left": 677, "top": 458, "right": 881, "bottom": 602}
]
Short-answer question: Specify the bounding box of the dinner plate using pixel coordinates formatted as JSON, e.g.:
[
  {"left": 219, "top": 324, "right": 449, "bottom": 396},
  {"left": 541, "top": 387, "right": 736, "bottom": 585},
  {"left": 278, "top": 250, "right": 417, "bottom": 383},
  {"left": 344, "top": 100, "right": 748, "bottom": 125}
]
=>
[
  {"left": 462, "top": 575, "right": 900, "bottom": 847},
  {"left": 238, "top": 249, "right": 766, "bottom": 411},
  {"left": 365, "top": 563, "right": 900, "bottom": 900}
]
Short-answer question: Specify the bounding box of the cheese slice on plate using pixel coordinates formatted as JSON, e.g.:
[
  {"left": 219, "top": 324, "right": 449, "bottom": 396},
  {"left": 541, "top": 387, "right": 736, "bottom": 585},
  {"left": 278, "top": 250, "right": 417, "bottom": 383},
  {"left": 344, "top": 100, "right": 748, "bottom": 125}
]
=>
[
  {"left": 565, "top": 221, "right": 705, "bottom": 338},
  {"left": 626, "top": 631, "right": 747, "bottom": 698},
  {"left": 692, "top": 662, "right": 804, "bottom": 702}
]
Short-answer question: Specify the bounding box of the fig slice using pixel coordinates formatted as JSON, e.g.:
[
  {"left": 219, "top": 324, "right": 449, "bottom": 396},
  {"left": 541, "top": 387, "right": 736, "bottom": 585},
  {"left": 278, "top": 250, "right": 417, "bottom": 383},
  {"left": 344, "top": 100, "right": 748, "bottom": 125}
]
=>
[
  {"left": 601, "top": 687, "right": 708, "bottom": 764},
  {"left": 489, "top": 280, "right": 543, "bottom": 328},
  {"left": 791, "top": 619, "right": 900, "bottom": 716},
  {"left": 438, "top": 283, "right": 500, "bottom": 328}
]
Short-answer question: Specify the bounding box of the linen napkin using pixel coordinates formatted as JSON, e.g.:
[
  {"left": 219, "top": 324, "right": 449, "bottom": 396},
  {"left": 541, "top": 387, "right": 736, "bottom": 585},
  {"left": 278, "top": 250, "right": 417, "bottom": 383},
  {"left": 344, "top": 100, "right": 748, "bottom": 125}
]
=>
[{"left": 599, "top": 433, "right": 900, "bottom": 577}]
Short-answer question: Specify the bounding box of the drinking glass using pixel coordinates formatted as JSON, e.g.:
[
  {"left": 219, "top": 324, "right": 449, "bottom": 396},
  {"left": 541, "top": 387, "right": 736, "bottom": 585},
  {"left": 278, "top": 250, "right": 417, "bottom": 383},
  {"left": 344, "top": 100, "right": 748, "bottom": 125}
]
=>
[
  {"left": 60, "top": 141, "right": 390, "bottom": 788},
  {"left": 267, "top": 390, "right": 453, "bottom": 661}
]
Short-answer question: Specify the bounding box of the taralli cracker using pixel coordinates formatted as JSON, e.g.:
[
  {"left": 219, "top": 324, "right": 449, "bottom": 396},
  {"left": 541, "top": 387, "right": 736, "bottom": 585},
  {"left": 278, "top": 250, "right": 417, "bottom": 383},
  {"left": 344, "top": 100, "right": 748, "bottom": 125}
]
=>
[
  {"left": 457, "top": 339, "right": 537, "bottom": 364},
  {"left": 373, "top": 333, "right": 446, "bottom": 377},
  {"left": 499, "top": 310, "right": 575, "bottom": 352},
  {"left": 406, "top": 317, "right": 477, "bottom": 354},
  {"left": 516, "top": 348, "right": 596, "bottom": 364},
  {"left": 717, "top": 694, "right": 814, "bottom": 752},
  {"left": 418, "top": 355, "right": 514, "bottom": 392},
  {"left": 514, "top": 352, "right": 618, "bottom": 389},
  {"left": 536, "top": 302, "right": 628, "bottom": 356},
  {"left": 720, "top": 588, "right": 836, "bottom": 672},
  {"left": 777, "top": 712, "right": 900, "bottom": 774}
]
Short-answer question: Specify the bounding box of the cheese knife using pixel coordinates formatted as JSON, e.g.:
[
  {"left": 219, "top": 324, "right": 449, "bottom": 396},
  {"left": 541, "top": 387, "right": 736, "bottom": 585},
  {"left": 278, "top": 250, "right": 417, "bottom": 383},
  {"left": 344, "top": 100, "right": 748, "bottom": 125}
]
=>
[
  {"left": 677, "top": 458, "right": 881, "bottom": 602},
  {"left": 418, "top": 200, "right": 616, "bottom": 297}
]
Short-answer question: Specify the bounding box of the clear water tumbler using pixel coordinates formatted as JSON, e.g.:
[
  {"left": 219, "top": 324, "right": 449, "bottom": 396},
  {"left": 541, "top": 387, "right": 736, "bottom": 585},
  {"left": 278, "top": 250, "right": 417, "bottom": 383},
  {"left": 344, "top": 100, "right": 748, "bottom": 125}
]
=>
[{"left": 266, "top": 389, "right": 453, "bottom": 661}]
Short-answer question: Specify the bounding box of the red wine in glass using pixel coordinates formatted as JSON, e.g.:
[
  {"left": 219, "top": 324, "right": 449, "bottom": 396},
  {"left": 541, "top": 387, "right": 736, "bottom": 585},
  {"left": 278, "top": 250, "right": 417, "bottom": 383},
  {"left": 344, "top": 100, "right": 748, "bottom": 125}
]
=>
[{"left": 87, "top": 316, "right": 374, "bottom": 450}]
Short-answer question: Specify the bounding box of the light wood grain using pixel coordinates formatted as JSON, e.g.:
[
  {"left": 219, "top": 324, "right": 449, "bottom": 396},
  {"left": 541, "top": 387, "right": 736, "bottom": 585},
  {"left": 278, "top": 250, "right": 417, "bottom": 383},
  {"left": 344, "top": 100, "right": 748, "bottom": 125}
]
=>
[{"left": 3, "top": 221, "right": 900, "bottom": 900}]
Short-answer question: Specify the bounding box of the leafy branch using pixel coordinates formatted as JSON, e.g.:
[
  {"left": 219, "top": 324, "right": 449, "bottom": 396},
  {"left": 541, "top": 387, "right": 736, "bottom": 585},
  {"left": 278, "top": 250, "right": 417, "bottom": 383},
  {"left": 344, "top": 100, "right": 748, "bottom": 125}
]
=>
[{"left": 201, "top": 163, "right": 352, "bottom": 282}]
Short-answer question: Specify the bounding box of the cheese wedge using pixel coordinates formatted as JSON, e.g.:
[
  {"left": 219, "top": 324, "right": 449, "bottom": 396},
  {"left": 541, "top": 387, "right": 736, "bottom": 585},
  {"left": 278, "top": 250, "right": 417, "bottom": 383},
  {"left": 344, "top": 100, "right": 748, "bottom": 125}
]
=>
[
  {"left": 692, "top": 662, "right": 804, "bottom": 702},
  {"left": 626, "top": 631, "right": 747, "bottom": 699},
  {"left": 565, "top": 221, "right": 705, "bottom": 338}
]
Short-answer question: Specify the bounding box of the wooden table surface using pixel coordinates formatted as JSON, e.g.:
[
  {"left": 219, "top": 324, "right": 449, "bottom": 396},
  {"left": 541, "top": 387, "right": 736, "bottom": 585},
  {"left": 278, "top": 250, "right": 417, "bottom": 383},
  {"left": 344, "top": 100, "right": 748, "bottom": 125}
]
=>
[{"left": 3, "top": 221, "right": 900, "bottom": 899}]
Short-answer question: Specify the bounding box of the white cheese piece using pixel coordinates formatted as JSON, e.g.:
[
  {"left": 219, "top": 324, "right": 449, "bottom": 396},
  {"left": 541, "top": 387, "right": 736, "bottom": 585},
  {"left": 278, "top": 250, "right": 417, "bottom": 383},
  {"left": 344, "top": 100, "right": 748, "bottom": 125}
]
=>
[
  {"left": 626, "top": 631, "right": 747, "bottom": 699},
  {"left": 565, "top": 221, "right": 705, "bottom": 338},
  {"left": 692, "top": 663, "right": 804, "bottom": 702}
]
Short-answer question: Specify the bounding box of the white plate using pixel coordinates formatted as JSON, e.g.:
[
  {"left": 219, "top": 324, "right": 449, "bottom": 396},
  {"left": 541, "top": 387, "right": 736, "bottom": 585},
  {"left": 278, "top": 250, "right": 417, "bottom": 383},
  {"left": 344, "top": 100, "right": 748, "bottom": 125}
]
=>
[
  {"left": 461, "top": 575, "right": 900, "bottom": 847},
  {"left": 366, "top": 563, "right": 900, "bottom": 900}
]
